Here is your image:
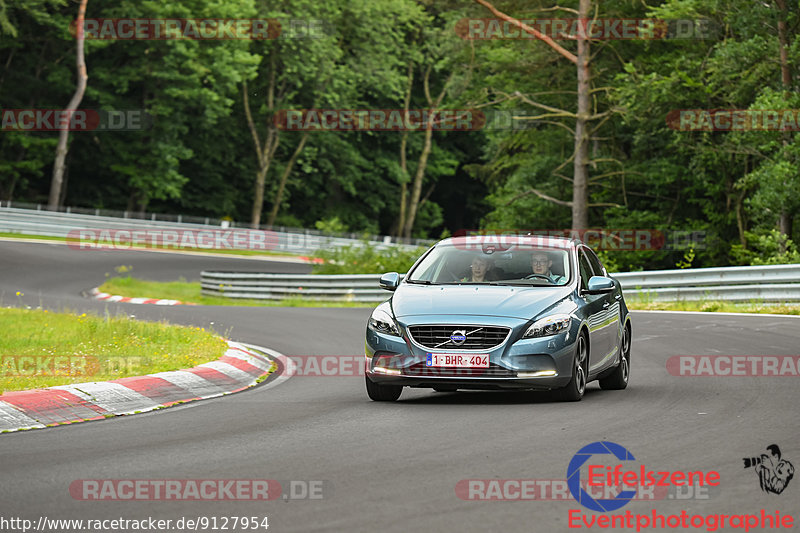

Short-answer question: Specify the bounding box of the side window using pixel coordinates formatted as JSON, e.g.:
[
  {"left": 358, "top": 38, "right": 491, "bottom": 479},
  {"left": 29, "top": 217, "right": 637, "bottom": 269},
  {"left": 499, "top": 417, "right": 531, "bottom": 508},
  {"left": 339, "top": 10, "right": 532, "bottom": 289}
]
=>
[
  {"left": 578, "top": 250, "right": 594, "bottom": 291},
  {"left": 585, "top": 248, "right": 606, "bottom": 277}
]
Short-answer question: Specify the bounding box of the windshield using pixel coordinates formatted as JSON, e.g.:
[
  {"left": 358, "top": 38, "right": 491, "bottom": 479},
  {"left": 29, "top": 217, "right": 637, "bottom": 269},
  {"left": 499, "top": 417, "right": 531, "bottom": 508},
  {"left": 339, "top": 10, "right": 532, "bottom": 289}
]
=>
[{"left": 406, "top": 243, "right": 572, "bottom": 286}]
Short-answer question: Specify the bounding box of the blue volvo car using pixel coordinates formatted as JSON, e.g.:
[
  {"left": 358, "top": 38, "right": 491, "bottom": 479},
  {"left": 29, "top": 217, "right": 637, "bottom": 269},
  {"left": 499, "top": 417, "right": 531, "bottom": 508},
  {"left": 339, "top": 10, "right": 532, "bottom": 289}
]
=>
[{"left": 364, "top": 235, "right": 631, "bottom": 401}]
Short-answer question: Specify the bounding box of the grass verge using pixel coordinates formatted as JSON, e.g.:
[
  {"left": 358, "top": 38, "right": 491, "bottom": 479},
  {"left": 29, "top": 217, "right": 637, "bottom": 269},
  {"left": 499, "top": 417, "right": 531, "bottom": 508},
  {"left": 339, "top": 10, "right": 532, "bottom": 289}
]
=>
[
  {"left": 626, "top": 299, "right": 800, "bottom": 315},
  {"left": 99, "top": 275, "right": 377, "bottom": 307},
  {"left": 0, "top": 307, "right": 230, "bottom": 393}
]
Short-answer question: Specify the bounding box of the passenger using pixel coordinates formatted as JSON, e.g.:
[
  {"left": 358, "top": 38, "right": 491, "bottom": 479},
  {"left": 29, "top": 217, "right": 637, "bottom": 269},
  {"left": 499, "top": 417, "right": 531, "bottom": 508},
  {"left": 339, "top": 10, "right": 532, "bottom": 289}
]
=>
[{"left": 462, "top": 256, "right": 496, "bottom": 282}]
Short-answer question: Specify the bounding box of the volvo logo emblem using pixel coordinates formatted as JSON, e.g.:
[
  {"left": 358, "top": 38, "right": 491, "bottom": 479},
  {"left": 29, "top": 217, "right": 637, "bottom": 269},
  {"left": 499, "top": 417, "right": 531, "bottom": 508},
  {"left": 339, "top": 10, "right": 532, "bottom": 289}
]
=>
[{"left": 450, "top": 330, "right": 467, "bottom": 346}]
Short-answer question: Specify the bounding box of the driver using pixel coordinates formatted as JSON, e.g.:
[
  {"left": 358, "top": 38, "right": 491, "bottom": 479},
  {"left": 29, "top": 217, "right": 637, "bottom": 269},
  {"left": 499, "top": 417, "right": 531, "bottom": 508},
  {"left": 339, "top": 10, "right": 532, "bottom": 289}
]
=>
[{"left": 530, "top": 251, "right": 565, "bottom": 284}]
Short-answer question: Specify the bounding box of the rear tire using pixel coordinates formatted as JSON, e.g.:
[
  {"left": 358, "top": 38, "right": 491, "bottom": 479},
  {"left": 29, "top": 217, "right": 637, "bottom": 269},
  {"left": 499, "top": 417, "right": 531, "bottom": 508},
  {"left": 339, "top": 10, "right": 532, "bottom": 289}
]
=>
[
  {"left": 365, "top": 375, "right": 402, "bottom": 401},
  {"left": 599, "top": 324, "right": 630, "bottom": 390},
  {"left": 556, "top": 332, "right": 588, "bottom": 402}
]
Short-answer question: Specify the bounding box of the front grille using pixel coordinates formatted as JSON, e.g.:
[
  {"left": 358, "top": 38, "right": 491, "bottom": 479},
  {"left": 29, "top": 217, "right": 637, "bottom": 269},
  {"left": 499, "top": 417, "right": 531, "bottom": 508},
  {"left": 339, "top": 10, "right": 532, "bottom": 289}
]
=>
[
  {"left": 404, "top": 363, "right": 516, "bottom": 378},
  {"left": 407, "top": 325, "right": 510, "bottom": 350}
]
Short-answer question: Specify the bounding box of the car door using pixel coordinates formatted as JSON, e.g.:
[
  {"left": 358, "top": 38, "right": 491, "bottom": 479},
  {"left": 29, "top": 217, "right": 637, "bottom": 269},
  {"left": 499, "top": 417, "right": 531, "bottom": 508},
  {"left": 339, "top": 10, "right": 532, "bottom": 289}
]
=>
[
  {"left": 577, "top": 247, "right": 616, "bottom": 374},
  {"left": 585, "top": 247, "right": 622, "bottom": 365}
]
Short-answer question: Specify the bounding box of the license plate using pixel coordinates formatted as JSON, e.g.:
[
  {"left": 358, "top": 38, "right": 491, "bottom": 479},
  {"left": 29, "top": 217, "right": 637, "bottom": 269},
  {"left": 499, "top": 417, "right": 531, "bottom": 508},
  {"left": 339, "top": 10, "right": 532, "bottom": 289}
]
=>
[{"left": 426, "top": 353, "right": 489, "bottom": 368}]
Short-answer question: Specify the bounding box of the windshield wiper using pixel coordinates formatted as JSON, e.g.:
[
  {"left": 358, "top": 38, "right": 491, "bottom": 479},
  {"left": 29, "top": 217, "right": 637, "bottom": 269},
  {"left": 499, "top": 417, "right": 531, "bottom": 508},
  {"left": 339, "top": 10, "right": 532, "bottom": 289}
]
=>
[{"left": 406, "top": 279, "right": 433, "bottom": 285}]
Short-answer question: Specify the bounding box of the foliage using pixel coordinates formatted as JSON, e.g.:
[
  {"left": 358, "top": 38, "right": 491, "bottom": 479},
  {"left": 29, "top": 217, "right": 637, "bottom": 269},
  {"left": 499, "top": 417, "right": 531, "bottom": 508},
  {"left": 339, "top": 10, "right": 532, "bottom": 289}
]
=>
[
  {"left": 731, "top": 230, "right": 800, "bottom": 265},
  {"left": 312, "top": 241, "right": 428, "bottom": 274},
  {"left": 2, "top": 0, "right": 800, "bottom": 269}
]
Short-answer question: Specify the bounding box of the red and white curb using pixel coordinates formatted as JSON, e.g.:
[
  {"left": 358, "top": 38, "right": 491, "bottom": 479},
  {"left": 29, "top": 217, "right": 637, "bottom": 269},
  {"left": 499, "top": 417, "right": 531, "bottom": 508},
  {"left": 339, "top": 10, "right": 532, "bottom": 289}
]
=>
[
  {"left": 88, "top": 287, "right": 187, "bottom": 306},
  {"left": 0, "top": 341, "right": 282, "bottom": 433}
]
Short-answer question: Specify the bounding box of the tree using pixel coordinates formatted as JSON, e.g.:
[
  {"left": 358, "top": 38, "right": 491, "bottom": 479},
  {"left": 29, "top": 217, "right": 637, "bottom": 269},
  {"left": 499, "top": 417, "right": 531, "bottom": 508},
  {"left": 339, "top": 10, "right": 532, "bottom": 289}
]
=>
[
  {"left": 244, "top": 0, "right": 425, "bottom": 228},
  {"left": 47, "top": 0, "right": 87, "bottom": 210},
  {"left": 474, "top": 0, "right": 600, "bottom": 230}
]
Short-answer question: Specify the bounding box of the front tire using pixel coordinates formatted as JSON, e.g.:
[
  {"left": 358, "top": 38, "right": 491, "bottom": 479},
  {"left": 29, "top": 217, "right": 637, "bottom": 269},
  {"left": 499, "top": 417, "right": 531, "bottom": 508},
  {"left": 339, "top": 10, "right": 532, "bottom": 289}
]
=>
[
  {"left": 365, "top": 375, "right": 402, "bottom": 401},
  {"left": 556, "top": 332, "right": 588, "bottom": 402},
  {"left": 599, "top": 323, "right": 630, "bottom": 390}
]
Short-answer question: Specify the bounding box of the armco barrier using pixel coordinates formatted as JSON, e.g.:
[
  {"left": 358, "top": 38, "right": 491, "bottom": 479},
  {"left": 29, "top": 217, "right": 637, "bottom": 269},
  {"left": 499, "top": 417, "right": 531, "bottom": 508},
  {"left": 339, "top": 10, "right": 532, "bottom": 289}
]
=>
[
  {"left": 201, "top": 264, "right": 800, "bottom": 303},
  {"left": 0, "top": 204, "right": 429, "bottom": 255},
  {"left": 201, "top": 272, "right": 398, "bottom": 302},
  {"left": 4, "top": 204, "right": 797, "bottom": 303}
]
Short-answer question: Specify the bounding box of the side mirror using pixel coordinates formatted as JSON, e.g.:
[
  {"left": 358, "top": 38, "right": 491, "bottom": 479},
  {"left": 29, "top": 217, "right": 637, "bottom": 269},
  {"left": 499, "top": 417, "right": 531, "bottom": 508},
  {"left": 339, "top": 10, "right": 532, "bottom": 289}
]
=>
[
  {"left": 379, "top": 272, "right": 400, "bottom": 291},
  {"left": 586, "top": 275, "right": 615, "bottom": 294}
]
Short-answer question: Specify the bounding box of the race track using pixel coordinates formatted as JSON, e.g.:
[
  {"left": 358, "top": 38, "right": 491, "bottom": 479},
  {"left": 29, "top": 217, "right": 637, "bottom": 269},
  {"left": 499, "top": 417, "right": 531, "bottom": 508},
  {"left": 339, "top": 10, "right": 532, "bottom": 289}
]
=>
[{"left": 0, "top": 240, "right": 798, "bottom": 533}]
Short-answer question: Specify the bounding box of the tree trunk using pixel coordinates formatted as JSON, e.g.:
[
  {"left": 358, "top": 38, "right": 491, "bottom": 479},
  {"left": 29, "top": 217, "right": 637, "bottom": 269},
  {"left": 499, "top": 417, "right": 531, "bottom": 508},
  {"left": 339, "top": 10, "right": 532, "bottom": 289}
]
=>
[
  {"left": 246, "top": 55, "right": 280, "bottom": 228},
  {"left": 59, "top": 159, "right": 69, "bottom": 206},
  {"left": 776, "top": 0, "right": 792, "bottom": 90},
  {"left": 402, "top": 117, "right": 434, "bottom": 239},
  {"left": 571, "top": 0, "right": 591, "bottom": 231},
  {"left": 736, "top": 190, "right": 747, "bottom": 248},
  {"left": 48, "top": 0, "right": 88, "bottom": 210},
  {"left": 397, "top": 62, "right": 414, "bottom": 239},
  {"left": 401, "top": 66, "right": 452, "bottom": 239},
  {"left": 775, "top": 0, "right": 793, "bottom": 246},
  {"left": 779, "top": 213, "right": 793, "bottom": 239},
  {"left": 474, "top": 0, "right": 590, "bottom": 228},
  {"left": 249, "top": 126, "right": 278, "bottom": 228},
  {"left": 266, "top": 133, "right": 309, "bottom": 227}
]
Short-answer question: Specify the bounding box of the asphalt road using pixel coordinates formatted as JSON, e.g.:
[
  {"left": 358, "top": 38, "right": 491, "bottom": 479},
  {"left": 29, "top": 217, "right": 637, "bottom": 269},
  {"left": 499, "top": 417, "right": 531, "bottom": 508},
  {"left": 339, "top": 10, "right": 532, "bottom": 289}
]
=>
[{"left": 0, "top": 240, "right": 798, "bottom": 533}]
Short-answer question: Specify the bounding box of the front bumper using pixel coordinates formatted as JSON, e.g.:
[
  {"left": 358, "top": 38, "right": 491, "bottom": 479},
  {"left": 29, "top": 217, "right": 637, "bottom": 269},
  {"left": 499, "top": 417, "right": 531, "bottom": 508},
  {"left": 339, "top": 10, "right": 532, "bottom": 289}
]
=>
[{"left": 365, "top": 316, "right": 578, "bottom": 391}]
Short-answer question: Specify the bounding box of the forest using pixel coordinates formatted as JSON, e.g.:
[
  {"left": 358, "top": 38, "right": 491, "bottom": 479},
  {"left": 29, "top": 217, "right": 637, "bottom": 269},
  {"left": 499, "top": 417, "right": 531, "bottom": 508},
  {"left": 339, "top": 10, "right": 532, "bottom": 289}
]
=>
[{"left": 1, "top": 0, "right": 798, "bottom": 270}]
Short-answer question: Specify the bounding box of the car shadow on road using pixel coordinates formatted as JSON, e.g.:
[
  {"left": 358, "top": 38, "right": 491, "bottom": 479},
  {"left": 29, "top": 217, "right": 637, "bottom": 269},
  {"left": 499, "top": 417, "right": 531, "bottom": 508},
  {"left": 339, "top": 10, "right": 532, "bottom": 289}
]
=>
[{"left": 400, "top": 387, "right": 602, "bottom": 404}]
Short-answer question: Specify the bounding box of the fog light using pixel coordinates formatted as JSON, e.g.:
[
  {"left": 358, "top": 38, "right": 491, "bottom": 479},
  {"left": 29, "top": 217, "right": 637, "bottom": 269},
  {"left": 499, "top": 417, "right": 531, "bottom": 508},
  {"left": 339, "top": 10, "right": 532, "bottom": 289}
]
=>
[
  {"left": 517, "top": 370, "right": 557, "bottom": 378},
  {"left": 373, "top": 354, "right": 403, "bottom": 375},
  {"left": 374, "top": 366, "right": 402, "bottom": 375}
]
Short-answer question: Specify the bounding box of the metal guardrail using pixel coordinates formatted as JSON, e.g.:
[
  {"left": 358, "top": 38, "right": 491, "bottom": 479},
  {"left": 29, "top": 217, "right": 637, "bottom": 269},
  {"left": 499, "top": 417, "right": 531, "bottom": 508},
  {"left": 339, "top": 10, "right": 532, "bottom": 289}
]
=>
[
  {"left": 201, "top": 264, "right": 800, "bottom": 303},
  {"left": 201, "top": 272, "right": 396, "bottom": 302},
  {"left": 0, "top": 205, "right": 429, "bottom": 255},
  {"left": 612, "top": 264, "right": 800, "bottom": 288},
  {"left": 613, "top": 264, "right": 800, "bottom": 302},
  {"left": 4, "top": 204, "right": 796, "bottom": 303}
]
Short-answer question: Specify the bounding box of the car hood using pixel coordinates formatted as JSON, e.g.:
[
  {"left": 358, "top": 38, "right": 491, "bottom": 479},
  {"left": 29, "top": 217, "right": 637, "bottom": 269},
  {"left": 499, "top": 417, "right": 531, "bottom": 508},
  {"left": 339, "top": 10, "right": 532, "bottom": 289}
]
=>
[{"left": 390, "top": 283, "right": 572, "bottom": 320}]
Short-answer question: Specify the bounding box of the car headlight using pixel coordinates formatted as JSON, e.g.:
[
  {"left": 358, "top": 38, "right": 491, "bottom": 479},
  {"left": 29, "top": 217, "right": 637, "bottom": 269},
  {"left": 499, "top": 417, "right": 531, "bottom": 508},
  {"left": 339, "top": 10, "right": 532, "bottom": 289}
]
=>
[
  {"left": 524, "top": 314, "right": 571, "bottom": 338},
  {"left": 369, "top": 302, "right": 401, "bottom": 336}
]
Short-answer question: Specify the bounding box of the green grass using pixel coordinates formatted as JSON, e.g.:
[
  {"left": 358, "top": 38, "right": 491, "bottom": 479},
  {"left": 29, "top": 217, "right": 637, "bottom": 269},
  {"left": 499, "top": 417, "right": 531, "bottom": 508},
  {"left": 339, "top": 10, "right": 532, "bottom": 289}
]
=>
[
  {"left": 0, "top": 231, "right": 312, "bottom": 259},
  {"left": 0, "top": 232, "right": 64, "bottom": 242},
  {"left": 0, "top": 307, "right": 231, "bottom": 393},
  {"left": 626, "top": 299, "right": 800, "bottom": 315},
  {"left": 99, "top": 276, "right": 378, "bottom": 307}
]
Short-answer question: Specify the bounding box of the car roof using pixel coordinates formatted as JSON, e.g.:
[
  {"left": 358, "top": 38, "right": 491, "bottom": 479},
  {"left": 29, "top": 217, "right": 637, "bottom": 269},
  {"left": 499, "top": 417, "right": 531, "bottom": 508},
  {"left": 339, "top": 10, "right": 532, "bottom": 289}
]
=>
[{"left": 438, "top": 235, "right": 581, "bottom": 249}]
